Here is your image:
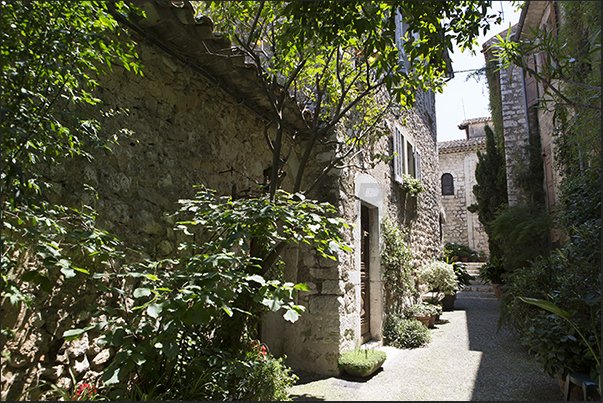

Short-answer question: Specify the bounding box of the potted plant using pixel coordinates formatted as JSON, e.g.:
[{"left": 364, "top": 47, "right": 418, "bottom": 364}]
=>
[
  {"left": 436, "top": 262, "right": 473, "bottom": 311},
  {"left": 383, "top": 315, "right": 431, "bottom": 349},
  {"left": 423, "top": 296, "right": 444, "bottom": 319},
  {"left": 406, "top": 301, "right": 440, "bottom": 328},
  {"left": 479, "top": 257, "right": 506, "bottom": 297},
  {"left": 338, "top": 348, "right": 387, "bottom": 378},
  {"left": 418, "top": 259, "right": 459, "bottom": 302},
  {"left": 444, "top": 242, "right": 462, "bottom": 262},
  {"left": 478, "top": 250, "right": 487, "bottom": 262}
]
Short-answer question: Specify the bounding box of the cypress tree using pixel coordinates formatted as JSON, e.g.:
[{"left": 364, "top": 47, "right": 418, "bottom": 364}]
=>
[{"left": 470, "top": 124, "right": 508, "bottom": 259}]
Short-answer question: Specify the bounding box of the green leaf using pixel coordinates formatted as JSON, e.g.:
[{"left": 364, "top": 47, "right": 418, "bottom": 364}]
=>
[
  {"left": 63, "top": 328, "right": 86, "bottom": 341},
  {"left": 147, "top": 303, "right": 163, "bottom": 318},
  {"left": 101, "top": 365, "right": 121, "bottom": 385},
  {"left": 247, "top": 274, "right": 265, "bottom": 285},
  {"left": 60, "top": 267, "right": 76, "bottom": 279},
  {"left": 161, "top": 340, "right": 179, "bottom": 358},
  {"left": 133, "top": 288, "right": 152, "bottom": 298},
  {"left": 519, "top": 297, "right": 572, "bottom": 320},
  {"left": 221, "top": 305, "right": 233, "bottom": 317},
  {"left": 283, "top": 309, "right": 300, "bottom": 323}
]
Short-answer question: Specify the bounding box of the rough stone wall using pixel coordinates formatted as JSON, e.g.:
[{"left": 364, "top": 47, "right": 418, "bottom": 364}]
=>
[
  {"left": 3, "top": 3, "right": 446, "bottom": 396},
  {"left": 483, "top": 25, "right": 530, "bottom": 207},
  {"left": 1, "top": 28, "right": 296, "bottom": 401},
  {"left": 262, "top": 95, "right": 442, "bottom": 376},
  {"left": 438, "top": 140, "right": 490, "bottom": 255}
]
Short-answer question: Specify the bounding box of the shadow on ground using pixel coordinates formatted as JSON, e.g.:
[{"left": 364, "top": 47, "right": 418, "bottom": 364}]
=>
[{"left": 456, "top": 296, "right": 564, "bottom": 401}]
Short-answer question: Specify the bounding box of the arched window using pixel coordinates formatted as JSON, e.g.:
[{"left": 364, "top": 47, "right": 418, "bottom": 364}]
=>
[{"left": 441, "top": 173, "right": 454, "bottom": 195}]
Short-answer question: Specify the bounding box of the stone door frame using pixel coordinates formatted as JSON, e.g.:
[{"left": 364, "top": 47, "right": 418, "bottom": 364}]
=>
[{"left": 354, "top": 174, "right": 384, "bottom": 345}]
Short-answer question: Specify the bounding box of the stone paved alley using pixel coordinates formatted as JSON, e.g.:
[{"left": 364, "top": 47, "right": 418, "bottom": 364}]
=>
[{"left": 288, "top": 288, "right": 565, "bottom": 401}]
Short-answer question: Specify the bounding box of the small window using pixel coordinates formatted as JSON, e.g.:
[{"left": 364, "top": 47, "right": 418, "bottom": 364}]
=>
[{"left": 442, "top": 173, "right": 454, "bottom": 195}]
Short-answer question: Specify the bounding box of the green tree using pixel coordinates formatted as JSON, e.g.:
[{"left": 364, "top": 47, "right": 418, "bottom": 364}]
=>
[
  {"left": 470, "top": 124, "right": 508, "bottom": 260},
  {"left": 1, "top": 0, "right": 142, "bottom": 311},
  {"left": 1, "top": 1, "right": 505, "bottom": 399},
  {"left": 198, "top": 1, "right": 502, "bottom": 199}
]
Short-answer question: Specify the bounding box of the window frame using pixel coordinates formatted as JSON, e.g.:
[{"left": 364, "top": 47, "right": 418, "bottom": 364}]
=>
[
  {"left": 393, "top": 123, "right": 421, "bottom": 186},
  {"left": 441, "top": 173, "right": 454, "bottom": 196}
]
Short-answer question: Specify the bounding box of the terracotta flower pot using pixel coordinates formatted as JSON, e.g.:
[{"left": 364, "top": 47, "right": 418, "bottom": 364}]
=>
[
  {"left": 413, "top": 314, "right": 431, "bottom": 328},
  {"left": 491, "top": 282, "right": 503, "bottom": 298}
]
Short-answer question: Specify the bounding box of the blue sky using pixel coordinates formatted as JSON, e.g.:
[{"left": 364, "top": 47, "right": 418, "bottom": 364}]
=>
[{"left": 435, "top": 1, "right": 522, "bottom": 142}]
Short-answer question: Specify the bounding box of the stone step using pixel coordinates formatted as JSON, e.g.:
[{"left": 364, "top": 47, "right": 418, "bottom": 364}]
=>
[{"left": 460, "top": 284, "right": 493, "bottom": 293}]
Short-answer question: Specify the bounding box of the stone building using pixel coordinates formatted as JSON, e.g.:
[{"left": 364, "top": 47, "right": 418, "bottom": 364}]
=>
[
  {"left": 1, "top": 1, "right": 443, "bottom": 399},
  {"left": 438, "top": 118, "right": 490, "bottom": 256},
  {"left": 482, "top": 1, "right": 564, "bottom": 212},
  {"left": 482, "top": 1, "right": 579, "bottom": 247}
]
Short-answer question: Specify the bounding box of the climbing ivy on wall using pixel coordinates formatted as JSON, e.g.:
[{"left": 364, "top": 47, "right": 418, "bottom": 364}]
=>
[
  {"left": 381, "top": 217, "right": 418, "bottom": 314},
  {"left": 484, "top": 57, "right": 505, "bottom": 151}
]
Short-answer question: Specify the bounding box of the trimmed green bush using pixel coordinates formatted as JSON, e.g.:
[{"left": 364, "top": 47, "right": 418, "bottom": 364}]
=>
[
  {"left": 337, "top": 348, "right": 387, "bottom": 377},
  {"left": 383, "top": 315, "right": 431, "bottom": 349}
]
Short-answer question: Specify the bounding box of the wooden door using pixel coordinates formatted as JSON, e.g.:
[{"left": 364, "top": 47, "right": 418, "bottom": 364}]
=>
[{"left": 360, "top": 205, "right": 371, "bottom": 343}]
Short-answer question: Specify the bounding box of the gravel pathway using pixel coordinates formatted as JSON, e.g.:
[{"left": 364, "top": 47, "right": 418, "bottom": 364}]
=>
[{"left": 288, "top": 294, "right": 564, "bottom": 401}]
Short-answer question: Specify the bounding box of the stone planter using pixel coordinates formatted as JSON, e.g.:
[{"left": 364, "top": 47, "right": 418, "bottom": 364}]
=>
[
  {"left": 342, "top": 357, "right": 386, "bottom": 378},
  {"left": 338, "top": 349, "right": 387, "bottom": 378}
]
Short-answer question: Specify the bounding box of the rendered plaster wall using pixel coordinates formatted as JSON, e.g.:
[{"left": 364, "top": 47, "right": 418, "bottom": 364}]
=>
[
  {"left": 438, "top": 147, "right": 490, "bottom": 255},
  {"left": 1, "top": 32, "right": 294, "bottom": 401}
]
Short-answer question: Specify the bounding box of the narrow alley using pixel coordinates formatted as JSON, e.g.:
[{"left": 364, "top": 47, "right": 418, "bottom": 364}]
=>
[{"left": 289, "top": 287, "right": 564, "bottom": 401}]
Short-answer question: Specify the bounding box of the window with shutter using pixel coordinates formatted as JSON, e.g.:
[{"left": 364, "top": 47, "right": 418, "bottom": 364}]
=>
[
  {"left": 393, "top": 125, "right": 405, "bottom": 184},
  {"left": 393, "top": 123, "right": 421, "bottom": 185},
  {"left": 414, "top": 149, "right": 422, "bottom": 182}
]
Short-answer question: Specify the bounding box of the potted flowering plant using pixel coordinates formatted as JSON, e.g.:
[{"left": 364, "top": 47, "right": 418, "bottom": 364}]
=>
[
  {"left": 418, "top": 260, "right": 459, "bottom": 312},
  {"left": 406, "top": 301, "right": 440, "bottom": 328}
]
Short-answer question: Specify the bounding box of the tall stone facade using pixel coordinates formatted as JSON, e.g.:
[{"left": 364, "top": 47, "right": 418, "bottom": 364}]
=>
[
  {"left": 1, "top": 2, "right": 443, "bottom": 399},
  {"left": 263, "top": 89, "right": 442, "bottom": 374},
  {"left": 438, "top": 119, "right": 490, "bottom": 256},
  {"left": 483, "top": 25, "right": 531, "bottom": 207}
]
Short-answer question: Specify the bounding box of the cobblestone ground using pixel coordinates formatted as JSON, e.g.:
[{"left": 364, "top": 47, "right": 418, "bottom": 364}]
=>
[{"left": 288, "top": 294, "right": 564, "bottom": 401}]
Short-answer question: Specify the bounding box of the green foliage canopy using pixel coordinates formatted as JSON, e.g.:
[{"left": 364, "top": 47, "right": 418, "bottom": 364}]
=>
[
  {"left": 199, "top": 1, "right": 502, "bottom": 197},
  {"left": 1, "top": 0, "right": 143, "bottom": 308}
]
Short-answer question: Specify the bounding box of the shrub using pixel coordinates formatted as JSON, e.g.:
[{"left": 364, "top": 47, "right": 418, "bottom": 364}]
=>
[
  {"left": 417, "top": 260, "right": 458, "bottom": 295},
  {"left": 381, "top": 217, "right": 418, "bottom": 314},
  {"left": 490, "top": 203, "right": 554, "bottom": 271},
  {"left": 123, "top": 342, "right": 298, "bottom": 401},
  {"left": 337, "top": 348, "right": 387, "bottom": 376},
  {"left": 383, "top": 315, "right": 431, "bottom": 349},
  {"left": 499, "top": 221, "right": 601, "bottom": 381}
]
